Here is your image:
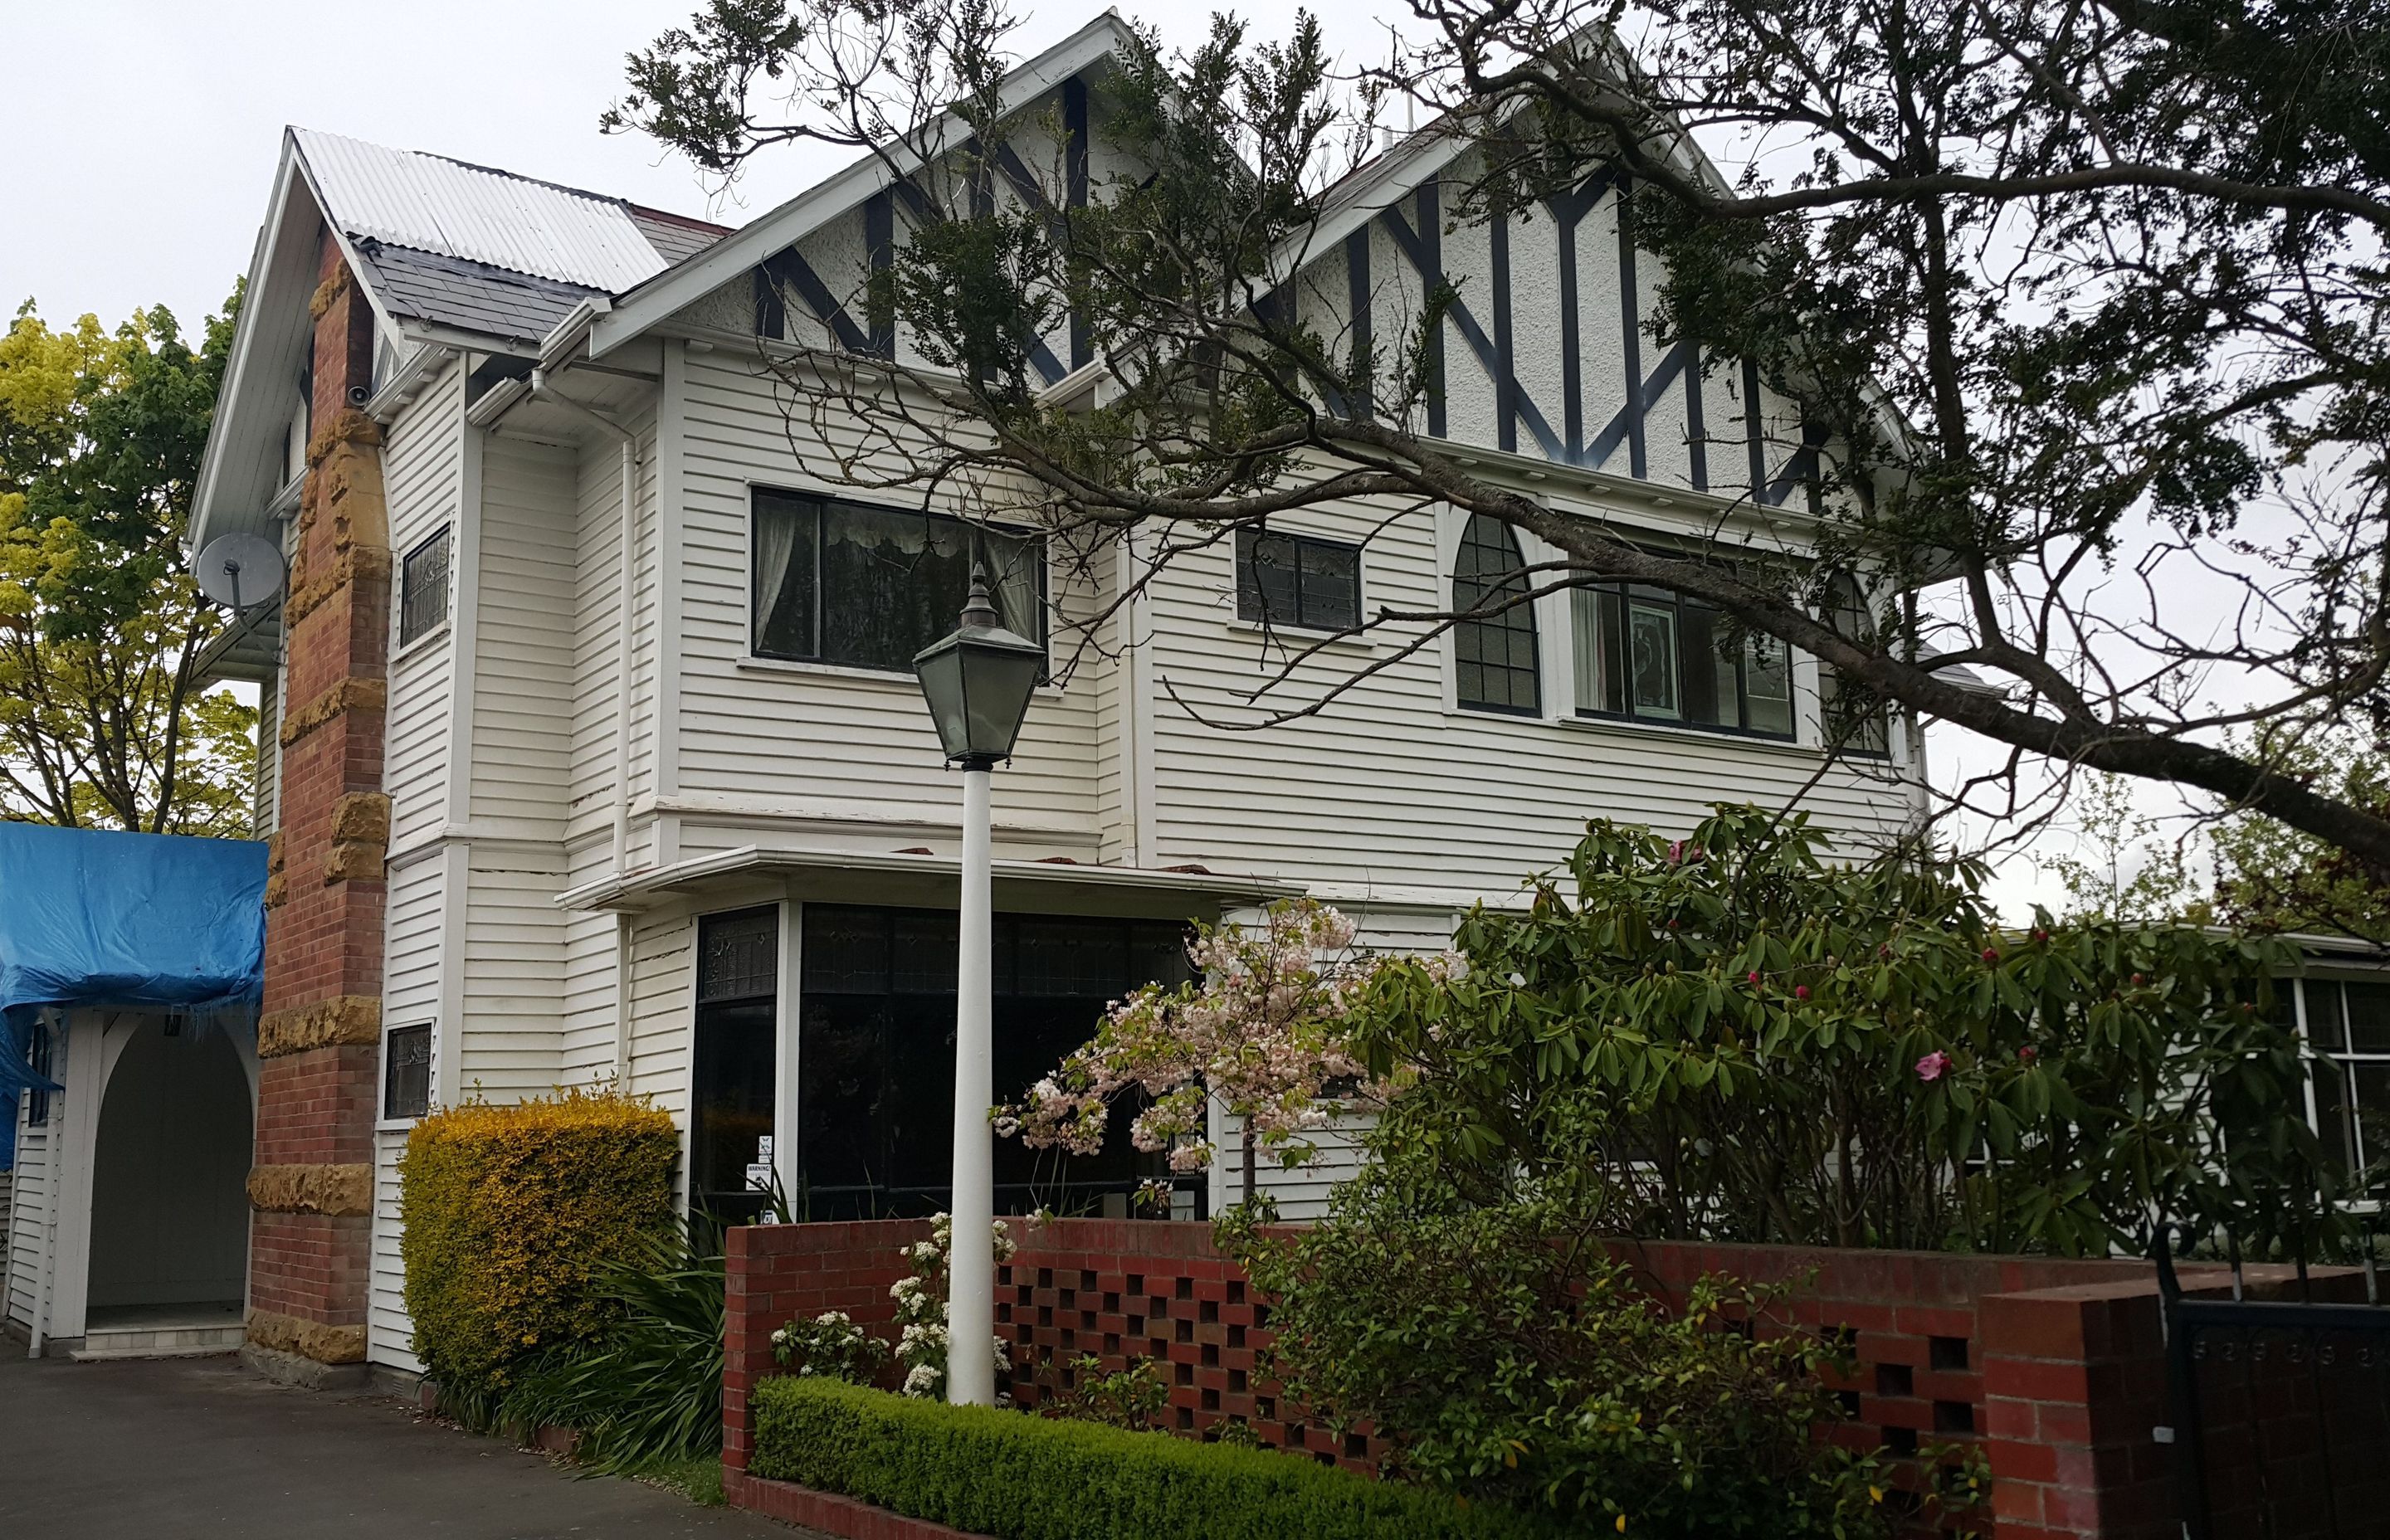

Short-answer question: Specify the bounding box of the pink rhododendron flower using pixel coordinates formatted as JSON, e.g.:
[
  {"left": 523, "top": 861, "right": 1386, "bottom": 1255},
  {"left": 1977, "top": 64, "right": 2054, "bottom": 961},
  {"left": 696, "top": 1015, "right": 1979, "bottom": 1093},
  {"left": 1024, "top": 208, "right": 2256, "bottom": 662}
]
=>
[{"left": 1915, "top": 1050, "right": 1952, "bottom": 1082}]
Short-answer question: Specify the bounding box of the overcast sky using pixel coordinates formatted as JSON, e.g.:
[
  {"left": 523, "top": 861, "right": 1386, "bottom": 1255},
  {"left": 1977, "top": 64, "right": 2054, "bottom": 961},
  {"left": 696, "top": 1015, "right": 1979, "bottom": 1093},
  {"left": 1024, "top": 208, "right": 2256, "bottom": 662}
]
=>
[{"left": 5, "top": 0, "right": 2090, "bottom": 911}]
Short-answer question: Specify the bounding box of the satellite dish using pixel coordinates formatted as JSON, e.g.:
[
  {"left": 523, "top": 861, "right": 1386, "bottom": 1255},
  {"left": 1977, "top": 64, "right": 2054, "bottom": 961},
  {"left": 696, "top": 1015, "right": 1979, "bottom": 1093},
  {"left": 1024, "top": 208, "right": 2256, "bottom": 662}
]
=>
[{"left": 193, "top": 533, "right": 287, "bottom": 612}]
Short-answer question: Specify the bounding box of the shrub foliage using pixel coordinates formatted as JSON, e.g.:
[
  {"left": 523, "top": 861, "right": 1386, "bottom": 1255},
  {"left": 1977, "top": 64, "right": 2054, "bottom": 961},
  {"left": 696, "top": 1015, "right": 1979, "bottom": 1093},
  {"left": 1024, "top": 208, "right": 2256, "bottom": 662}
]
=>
[
  {"left": 749, "top": 1378, "right": 1554, "bottom": 1540},
  {"left": 1348, "top": 807, "right": 2350, "bottom": 1257},
  {"left": 1222, "top": 1136, "right": 1895, "bottom": 1539},
  {"left": 498, "top": 1221, "right": 726, "bottom": 1469},
  {"left": 399, "top": 1088, "right": 678, "bottom": 1406}
]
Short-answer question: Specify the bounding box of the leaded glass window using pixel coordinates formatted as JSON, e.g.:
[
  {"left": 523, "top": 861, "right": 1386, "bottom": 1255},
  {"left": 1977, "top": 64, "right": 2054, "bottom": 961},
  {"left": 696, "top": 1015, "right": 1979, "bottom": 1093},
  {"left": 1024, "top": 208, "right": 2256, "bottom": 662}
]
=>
[
  {"left": 1452, "top": 514, "right": 1540, "bottom": 714},
  {"left": 751, "top": 490, "right": 1045, "bottom": 672},
  {"left": 398, "top": 526, "right": 451, "bottom": 646},
  {"left": 382, "top": 1024, "right": 432, "bottom": 1120},
  {"left": 1572, "top": 582, "right": 1796, "bottom": 739},
  {"left": 1235, "top": 529, "right": 1363, "bottom": 631}
]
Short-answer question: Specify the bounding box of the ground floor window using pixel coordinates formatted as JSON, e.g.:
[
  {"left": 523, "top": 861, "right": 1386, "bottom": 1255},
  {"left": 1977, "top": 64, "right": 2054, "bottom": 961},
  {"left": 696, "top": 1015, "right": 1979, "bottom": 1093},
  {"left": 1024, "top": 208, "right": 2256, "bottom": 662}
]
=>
[
  {"left": 797, "top": 904, "right": 1193, "bottom": 1221},
  {"left": 2302, "top": 977, "right": 2390, "bottom": 1177},
  {"left": 692, "top": 906, "right": 780, "bottom": 1223}
]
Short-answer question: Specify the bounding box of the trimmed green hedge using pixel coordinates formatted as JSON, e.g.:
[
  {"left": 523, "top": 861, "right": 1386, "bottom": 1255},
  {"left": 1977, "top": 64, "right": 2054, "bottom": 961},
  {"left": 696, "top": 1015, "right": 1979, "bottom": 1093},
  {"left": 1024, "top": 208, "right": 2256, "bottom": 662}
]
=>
[{"left": 749, "top": 1379, "right": 1554, "bottom": 1540}]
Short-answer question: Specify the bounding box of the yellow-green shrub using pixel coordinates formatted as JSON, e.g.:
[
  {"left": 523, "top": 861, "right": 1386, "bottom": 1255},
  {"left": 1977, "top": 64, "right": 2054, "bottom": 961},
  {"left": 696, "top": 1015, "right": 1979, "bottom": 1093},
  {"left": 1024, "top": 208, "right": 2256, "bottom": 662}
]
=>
[{"left": 400, "top": 1088, "right": 679, "bottom": 1405}]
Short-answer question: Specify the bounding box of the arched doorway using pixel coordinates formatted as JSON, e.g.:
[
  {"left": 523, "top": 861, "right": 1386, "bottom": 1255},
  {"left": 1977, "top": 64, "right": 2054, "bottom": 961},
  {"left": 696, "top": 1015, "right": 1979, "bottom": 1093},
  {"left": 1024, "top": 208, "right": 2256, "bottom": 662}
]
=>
[{"left": 85, "top": 1017, "right": 252, "bottom": 1319}]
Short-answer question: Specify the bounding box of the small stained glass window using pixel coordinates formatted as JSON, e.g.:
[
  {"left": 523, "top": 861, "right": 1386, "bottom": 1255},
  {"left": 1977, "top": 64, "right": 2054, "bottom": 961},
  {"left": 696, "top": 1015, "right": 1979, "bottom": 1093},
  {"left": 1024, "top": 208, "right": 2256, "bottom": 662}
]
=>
[
  {"left": 699, "top": 908, "right": 780, "bottom": 1004},
  {"left": 383, "top": 1024, "right": 432, "bottom": 1120},
  {"left": 399, "top": 526, "right": 452, "bottom": 646}
]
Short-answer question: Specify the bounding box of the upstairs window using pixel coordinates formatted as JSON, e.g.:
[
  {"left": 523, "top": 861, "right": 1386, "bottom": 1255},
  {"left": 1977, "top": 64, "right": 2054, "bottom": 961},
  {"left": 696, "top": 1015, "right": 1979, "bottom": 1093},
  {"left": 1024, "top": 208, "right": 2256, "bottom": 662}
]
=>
[
  {"left": 752, "top": 490, "right": 1045, "bottom": 673},
  {"left": 1819, "top": 574, "right": 1892, "bottom": 758},
  {"left": 382, "top": 1024, "right": 431, "bottom": 1121},
  {"left": 1572, "top": 582, "right": 1794, "bottom": 738},
  {"left": 398, "top": 526, "right": 452, "bottom": 646},
  {"left": 1452, "top": 514, "right": 1540, "bottom": 715},
  {"left": 1236, "top": 528, "right": 1363, "bottom": 632}
]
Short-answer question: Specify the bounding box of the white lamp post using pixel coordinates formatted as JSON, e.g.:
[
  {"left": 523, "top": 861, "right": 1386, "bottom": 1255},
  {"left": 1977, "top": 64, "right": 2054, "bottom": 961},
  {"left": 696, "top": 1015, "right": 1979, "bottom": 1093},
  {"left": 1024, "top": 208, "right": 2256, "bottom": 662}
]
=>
[{"left": 913, "top": 560, "right": 1043, "bottom": 1407}]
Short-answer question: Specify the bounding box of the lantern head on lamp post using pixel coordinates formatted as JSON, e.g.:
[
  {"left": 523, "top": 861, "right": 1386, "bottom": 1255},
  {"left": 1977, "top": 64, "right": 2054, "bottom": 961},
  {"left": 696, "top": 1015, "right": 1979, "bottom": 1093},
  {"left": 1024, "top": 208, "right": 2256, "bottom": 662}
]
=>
[{"left": 913, "top": 562, "right": 1045, "bottom": 769}]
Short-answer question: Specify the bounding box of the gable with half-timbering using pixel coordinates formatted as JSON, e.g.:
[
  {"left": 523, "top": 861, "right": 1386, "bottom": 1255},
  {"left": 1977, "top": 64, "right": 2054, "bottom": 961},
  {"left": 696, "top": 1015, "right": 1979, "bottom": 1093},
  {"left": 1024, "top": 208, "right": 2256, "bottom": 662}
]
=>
[{"left": 669, "top": 77, "right": 1823, "bottom": 516}]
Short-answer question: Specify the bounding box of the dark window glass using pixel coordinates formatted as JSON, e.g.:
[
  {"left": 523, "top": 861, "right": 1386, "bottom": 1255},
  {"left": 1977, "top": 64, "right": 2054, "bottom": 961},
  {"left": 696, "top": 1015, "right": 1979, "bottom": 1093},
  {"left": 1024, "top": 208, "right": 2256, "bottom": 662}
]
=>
[
  {"left": 797, "top": 905, "right": 1193, "bottom": 1220},
  {"left": 694, "top": 906, "right": 779, "bottom": 1224},
  {"left": 2317, "top": 1056, "right": 2358, "bottom": 1173},
  {"left": 383, "top": 1024, "right": 432, "bottom": 1120},
  {"left": 399, "top": 526, "right": 452, "bottom": 646},
  {"left": 1235, "top": 529, "right": 1362, "bottom": 632},
  {"left": 2355, "top": 1063, "right": 2390, "bottom": 1171},
  {"left": 1819, "top": 574, "right": 1892, "bottom": 757},
  {"left": 699, "top": 908, "right": 779, "bottom": 1004},
  {"left": 1452, "top": 514, "right": 1540, "bottom": 714},
  {"left": 1572, "top": 582, "right": 1795, "bottom": 739},
  {"left": 2308, "top": 979, "right": 2350, "bottom": 1052},
  {"left": 25, "top": 1018, "right": 52, "bottom": 1127},
  {"left": 2343, "top": 981, "right": 2390, "bottom": 1054},
  {"left": 752, "top": 490, "right": 1044, "bottom": 671}
]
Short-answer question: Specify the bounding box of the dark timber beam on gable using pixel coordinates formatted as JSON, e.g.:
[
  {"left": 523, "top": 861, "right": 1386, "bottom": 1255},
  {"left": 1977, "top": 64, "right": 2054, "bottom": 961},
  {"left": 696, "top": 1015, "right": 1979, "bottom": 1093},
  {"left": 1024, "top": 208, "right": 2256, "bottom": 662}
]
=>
[
  {"left": 756, "top": 246, "right": 872, "bottom": 355},
  {"left": 1379, "top": 185, "right": 1561, "bottom": 457},
  {"left": 1065, "top": 76, "right": 1091, "bottom": 373}
]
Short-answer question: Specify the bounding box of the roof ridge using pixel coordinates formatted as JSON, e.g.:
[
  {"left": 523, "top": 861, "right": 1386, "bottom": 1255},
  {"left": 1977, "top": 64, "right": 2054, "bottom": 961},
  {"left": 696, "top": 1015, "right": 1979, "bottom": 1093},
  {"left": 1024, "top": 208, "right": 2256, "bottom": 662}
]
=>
[{"left": 292, "top": 125, "right": 726, "bottom": 247}]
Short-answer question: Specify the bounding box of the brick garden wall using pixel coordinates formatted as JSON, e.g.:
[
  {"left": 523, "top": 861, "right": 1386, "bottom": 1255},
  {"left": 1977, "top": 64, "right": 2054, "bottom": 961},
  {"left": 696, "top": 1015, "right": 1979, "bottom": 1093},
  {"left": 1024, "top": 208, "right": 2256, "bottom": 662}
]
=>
[{"left": 724, "top": 1219, "right": 2385, "bottom": 1538}]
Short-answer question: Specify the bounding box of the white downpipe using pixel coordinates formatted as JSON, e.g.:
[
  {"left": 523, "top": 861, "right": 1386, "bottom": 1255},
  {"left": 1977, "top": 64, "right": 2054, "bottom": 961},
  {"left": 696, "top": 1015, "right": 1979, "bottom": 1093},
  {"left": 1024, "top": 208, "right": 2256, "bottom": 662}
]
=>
[
  {"left": 608, "top": 428, "right": 637, "bottom": 872},
  {"left": 527, "top": 368, "right": 642, "bottom": 1078},
  {"left": 946, "top": 767, "right": 997, "bottom": 1407}
]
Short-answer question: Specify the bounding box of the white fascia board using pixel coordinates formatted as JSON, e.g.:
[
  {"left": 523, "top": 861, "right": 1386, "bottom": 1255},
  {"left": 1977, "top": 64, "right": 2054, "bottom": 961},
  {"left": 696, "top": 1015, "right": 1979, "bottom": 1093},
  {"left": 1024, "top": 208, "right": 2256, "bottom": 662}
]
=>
[
  {"left": 190, "top": 135, "right": 314, "bottom": 558},
  {"left": 555, "top": 842, "right": 1307, "bottom": 914},
  {"left": 587, "top": 9, "right": 1140, "bottom": 362}
]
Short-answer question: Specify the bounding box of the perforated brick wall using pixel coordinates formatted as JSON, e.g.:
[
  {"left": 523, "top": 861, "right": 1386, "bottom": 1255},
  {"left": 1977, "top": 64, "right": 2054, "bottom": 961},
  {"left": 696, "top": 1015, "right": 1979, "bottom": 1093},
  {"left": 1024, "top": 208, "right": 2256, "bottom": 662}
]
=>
[{"left": 723, "top": 1219, "right": 2383, "bottom": 1538}]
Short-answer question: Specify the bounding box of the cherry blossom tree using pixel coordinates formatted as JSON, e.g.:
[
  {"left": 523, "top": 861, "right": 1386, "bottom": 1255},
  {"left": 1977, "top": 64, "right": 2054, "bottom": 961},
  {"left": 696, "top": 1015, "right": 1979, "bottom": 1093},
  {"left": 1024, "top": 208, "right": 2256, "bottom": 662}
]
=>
[{"left": 998, "top": 899, "right": 1396, "bottom": 1209}]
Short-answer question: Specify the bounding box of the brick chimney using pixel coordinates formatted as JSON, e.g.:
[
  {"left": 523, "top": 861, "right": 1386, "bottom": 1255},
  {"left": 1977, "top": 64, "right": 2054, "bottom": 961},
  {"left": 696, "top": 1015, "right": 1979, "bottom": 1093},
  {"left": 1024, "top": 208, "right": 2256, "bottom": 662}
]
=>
[{"left": 241, "top": 228, "right": 394, "bottom": 1387}]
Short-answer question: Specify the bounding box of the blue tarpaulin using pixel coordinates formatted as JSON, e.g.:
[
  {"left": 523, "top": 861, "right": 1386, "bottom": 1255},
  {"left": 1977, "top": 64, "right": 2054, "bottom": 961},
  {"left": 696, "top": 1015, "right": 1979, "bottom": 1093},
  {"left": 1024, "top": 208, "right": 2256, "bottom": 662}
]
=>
[{"left": 0, "top": 823, "right": 268, "bottom": 1164}]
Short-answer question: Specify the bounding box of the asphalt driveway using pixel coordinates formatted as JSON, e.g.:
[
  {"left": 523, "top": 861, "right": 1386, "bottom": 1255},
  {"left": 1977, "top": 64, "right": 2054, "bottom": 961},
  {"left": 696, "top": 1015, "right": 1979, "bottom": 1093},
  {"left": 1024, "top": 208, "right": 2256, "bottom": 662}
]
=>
[{"left": 0, "top": 1351, "right": 806, "bottom": 1539}]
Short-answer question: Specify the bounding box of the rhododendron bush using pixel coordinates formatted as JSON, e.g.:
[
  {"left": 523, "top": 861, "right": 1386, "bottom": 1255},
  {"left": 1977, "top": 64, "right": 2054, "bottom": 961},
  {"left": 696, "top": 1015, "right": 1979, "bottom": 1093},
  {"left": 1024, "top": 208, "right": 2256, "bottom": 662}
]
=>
[
  {"left": 1000, "top": 899, "right": 1397, "bottom": 1206},
  {"left": 1344, "top": 806, "right": 2356, "bottom": 1257}
]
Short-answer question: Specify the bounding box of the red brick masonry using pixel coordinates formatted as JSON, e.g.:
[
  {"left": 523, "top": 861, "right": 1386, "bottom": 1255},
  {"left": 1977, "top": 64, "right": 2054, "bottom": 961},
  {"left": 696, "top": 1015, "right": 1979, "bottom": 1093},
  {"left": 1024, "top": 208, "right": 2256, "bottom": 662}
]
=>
[{"left": 724, "top": 1220, "right": 2383, "bottom": 1539}]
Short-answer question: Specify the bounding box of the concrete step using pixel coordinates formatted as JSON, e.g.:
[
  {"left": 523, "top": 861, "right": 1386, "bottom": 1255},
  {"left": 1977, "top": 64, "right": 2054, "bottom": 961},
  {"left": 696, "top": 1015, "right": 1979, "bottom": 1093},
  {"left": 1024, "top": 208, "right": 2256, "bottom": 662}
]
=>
[{"left": 71, "top": 1324, "right": 245, "bottom": 1361}]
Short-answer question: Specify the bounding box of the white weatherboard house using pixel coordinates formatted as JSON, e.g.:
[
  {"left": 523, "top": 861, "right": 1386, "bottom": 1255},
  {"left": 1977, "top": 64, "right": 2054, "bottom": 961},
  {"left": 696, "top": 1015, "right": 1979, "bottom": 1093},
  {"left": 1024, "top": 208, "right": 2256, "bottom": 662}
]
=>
[{"left": 188, "top": 13, "right": 1926, "bottom": 1382}]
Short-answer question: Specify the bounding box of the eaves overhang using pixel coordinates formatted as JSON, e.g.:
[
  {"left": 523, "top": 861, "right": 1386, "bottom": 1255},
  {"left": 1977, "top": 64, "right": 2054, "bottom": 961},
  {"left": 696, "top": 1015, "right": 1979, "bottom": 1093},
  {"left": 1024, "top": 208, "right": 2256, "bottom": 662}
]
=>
[{"left": 556, "top": 842, "right": 1306, "bottom": 914}]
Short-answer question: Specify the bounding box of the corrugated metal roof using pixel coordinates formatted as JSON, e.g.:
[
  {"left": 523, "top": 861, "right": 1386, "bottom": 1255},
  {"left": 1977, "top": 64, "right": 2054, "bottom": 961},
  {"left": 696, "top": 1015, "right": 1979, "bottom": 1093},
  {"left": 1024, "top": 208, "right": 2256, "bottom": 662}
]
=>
[{"left": 292, "top": 128, "right": 676, "bottom": 292}]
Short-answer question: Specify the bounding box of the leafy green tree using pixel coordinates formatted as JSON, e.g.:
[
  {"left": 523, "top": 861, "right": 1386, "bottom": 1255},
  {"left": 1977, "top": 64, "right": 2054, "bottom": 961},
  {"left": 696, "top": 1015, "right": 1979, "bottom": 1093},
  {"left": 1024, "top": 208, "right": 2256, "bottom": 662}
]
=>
[
  {"left": 1345, "top": 807, "right": 2354, "bottom": 1257},
  {"left": 0, "top": 293, "right": 255, "bottom": 836},
  {"left": 610, "top": 0, "right": 2390, "bottom": 870},
  {"left": 2041, "top": 772, "right": 2205, "bottom": 924},
  {"left": 2210, "top": 729, "right": 2390, "bottom": 942}
]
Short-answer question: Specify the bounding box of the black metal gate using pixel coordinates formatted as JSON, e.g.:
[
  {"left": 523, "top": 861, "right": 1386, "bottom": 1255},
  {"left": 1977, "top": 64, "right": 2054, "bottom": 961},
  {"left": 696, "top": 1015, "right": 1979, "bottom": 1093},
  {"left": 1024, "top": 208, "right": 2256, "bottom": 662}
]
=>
[{"left": 2156, "top": 1227, "right": 2390, "bottom": 1540}]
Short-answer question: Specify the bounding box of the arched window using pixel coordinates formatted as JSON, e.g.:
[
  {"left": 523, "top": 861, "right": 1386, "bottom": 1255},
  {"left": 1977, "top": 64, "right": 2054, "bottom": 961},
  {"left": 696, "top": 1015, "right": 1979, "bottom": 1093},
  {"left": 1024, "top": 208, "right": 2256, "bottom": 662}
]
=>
[
  {"left": 1820, "top": 573, "right": 1891, "bottom": 758},
  {"left": 1452, "top": 514, "right": 1540, "bottom": 714}
]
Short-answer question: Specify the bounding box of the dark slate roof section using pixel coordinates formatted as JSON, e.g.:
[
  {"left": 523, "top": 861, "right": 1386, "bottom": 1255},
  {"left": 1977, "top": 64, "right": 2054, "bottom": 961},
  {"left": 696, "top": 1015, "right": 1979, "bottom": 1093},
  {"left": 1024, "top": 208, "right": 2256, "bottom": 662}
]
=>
[
  {"left": 353, "top": 239, "right": 601, "bottom": 346},
  {"left": 629, "top": 206, "right": 731, "bottom": 268}
]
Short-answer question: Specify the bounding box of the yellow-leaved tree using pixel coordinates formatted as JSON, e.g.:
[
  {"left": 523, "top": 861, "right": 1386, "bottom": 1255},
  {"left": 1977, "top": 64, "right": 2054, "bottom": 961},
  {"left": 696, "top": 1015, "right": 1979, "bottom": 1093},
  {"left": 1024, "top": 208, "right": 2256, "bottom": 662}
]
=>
[{"left": 0, "top": 290, "right": 255, "bottom": 836}]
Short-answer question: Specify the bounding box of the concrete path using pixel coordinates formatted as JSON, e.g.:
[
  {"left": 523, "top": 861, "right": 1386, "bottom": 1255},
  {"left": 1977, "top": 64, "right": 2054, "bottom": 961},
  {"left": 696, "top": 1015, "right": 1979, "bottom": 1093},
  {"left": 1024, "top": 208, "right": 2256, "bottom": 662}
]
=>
[{"left": 0, "top": 1351, "right": 807, "bottom": 1538}]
